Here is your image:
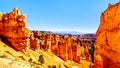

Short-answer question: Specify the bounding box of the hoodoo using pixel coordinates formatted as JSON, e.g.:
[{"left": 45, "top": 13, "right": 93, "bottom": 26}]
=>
[{"left": 0, "top": 8, "right": 31, "bottom": 51}]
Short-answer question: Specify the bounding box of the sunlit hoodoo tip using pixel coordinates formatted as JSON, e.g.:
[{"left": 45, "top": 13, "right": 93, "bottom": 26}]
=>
[
  {"left": 108, "top": 3, "right": 112, "bottom": 7},
  {"left": 13, "top": 7, "right": 21, "bottom": 15}
]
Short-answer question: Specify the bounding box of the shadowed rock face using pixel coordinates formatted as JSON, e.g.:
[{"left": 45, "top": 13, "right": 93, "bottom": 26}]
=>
[
  {"left": 0, "top": 8, "right": 31, "bottom": 51},
  {"left": 94, "top": 2, "right": 120, "bottom": 68}
]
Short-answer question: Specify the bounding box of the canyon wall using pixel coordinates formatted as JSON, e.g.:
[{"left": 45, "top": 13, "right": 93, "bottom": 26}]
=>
[{"left": 94, "top": 2, "right": 120, "bottom": 68}]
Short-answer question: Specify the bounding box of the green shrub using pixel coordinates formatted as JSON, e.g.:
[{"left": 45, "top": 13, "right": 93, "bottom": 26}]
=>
[
  {"left": 64, "top": 65, "right": 69, "bottom": 68},
  {"left": 18, "top": 56, "right": 25, "bottom": 60},
  {"left": 38, "top": 55, "right": 45, "bottom": 64},
  {"left": 52, "top": 65, "right": 56, "bottom": 68},
  {"left": 29, "top": 58, "right": 32, "bottom": 62},
  {"left": 48, "top": 65, "right": 51, "bottom": 68}
]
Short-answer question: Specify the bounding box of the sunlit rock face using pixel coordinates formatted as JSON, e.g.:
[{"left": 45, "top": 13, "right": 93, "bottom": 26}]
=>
[
  {"left": 58, "top": 39, "right": 68, "bottom": 61},
  {"left": 67, "top": 34, "right": 73, "bottom": 60},
  {"left": 0, "top": 8, "right": 31, "bottom": 51},
  {"left": 51, "top": 34, "right": 58, "bottom": 55},
  {"left": 94, "top": 2, "right": 120, "bottom": 68},
  {"left": 30, "top": 32, "right": 40, "bottom": 50},
  {"left": 72, "top": 42, "right": 80, "bottom": 63}
]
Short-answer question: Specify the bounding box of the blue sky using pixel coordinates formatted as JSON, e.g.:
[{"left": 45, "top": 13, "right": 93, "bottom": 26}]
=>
[{"left": 0, "top": 0, "right": 119, "bottom": 33}]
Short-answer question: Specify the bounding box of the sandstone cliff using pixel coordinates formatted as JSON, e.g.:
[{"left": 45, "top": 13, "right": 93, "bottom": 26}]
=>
[{"left": 94, "top": 2, "right": 120, "bottom": 68}]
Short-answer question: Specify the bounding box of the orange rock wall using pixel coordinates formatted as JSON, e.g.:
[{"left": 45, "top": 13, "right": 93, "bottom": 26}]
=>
[
  {"left": 67, "top": 34, "right": 73, "bottom": 60},
  {"left": 58, "top": 40, "right": 68, "bottom": 61},
  {"left": 94, "top": 2, "right": 120, "bottom": 68},
  {"left": 72, "top": 43, "right": 80, "bottom": 63},
  {"left": 30, "top": 32, "right": 40, "bottom": 50}
]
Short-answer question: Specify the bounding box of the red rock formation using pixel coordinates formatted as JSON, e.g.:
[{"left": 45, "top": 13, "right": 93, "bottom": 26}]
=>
[
  {"left": 50, "top": 34, "right": 81, "bottom": 62},
  {"left": 0, "top": 8, "right": 31, "bottom": 51},
  {"left": 29, "top": 31, "right": 94, "bottom": 63},
  {"left": 58, "top": 39, "right": 68, "bottom": 61},
  {"left": 67, "top": 34, "right": 73, "bottom": 60},
  {"left": 46, "top": 34, "right": 52, "bottom": 52},
  {"left": 33, "top": 31, "right": 41, "bottom": 38},
  {"left": 94, "top": 2, "right": 120, "bottom": 68},
  {"left": 84, "top": 46, "right": 90, "bottom": 61},
  {"left": 40, "top": 33, "right": 47, "bottom": 49},
  {"left": 30, "top": 32, "right": 40, "bottom": 50},
  {"left": 51, "top": 34, "right": 58, "bottom": 55},
  {"left": 72, "top": 42, "right": 80, "bottom": 63}
]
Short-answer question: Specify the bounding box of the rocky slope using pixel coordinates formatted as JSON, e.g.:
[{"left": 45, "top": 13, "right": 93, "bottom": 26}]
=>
[
  {"left": 0, "top": 38, "right": 92, "bottom": 68},
  {"left": 94, "top": 2, "right": 120, "bottom": 68},
  {"left": 0, "top": 40, "right": 69, "bottom": 68}
]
